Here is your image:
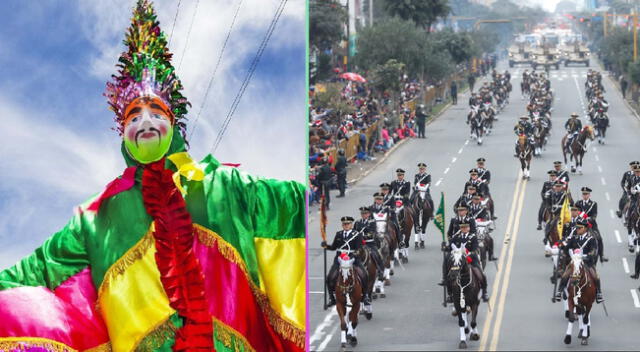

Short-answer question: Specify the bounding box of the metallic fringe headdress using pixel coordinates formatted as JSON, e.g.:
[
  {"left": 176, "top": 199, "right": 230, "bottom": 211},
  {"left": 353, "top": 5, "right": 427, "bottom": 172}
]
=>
[{"left": 105, "top": 0, "right": 189, "bottom": 137}]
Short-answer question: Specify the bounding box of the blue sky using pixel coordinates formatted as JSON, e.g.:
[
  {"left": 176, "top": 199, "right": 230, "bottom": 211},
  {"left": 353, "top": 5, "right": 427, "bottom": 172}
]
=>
[{"left": 0, "top": 0, "right": 305, "bottom": 268}]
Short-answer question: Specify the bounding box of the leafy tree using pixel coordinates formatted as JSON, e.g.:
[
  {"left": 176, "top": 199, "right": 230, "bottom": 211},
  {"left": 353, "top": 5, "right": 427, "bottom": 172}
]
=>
[
  {"left": 382, "top": 0, "right": 451, "bottom": 30},
  {"left": 355, "top": 17, "right": 425, "bottom": 76},
  {"left": 421, "top": 41, "right": 454, "bottom": 83},
  {"left": 628, "top": 60, "right": 640, "bottom": 85},
  {"left": 313, "top": 83, "right": 355, "bottom": 115},
  {"left": 431, "top": 29, "right": 474, "bottom": 64},
  {"left": 310, "top": 0, "right": 347, "bottom": 51},
  {"left": 370, "top": 59, "right": 406, "bottom": 111},
  {"left": 601, "top": 28, "right": 633, "bottom": 76}
]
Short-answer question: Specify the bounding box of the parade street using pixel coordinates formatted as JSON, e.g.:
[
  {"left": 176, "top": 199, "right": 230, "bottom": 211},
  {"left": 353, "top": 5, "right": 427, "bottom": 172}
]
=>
[{"left": 308, "top": 61, "right": 640, "bottom": 351}]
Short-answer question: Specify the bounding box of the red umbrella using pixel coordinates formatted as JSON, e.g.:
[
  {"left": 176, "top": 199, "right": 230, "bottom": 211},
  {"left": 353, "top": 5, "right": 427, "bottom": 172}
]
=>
[{"left": 340, "top": 72, "right": 367, "bottom": 83}]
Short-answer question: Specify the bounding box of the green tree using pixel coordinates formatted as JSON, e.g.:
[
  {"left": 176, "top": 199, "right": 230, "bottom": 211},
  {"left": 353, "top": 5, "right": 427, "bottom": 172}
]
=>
[
  {"left": 313, "top": 83, "right": 355, "bottom": 115},
  {"left": 355, "top": 17, "right": 425, "bottom": 76},
  {"left": 421, "top": 41, "right": 454, "bottom": 83},
  {"left": 370, "top": 59, "right": 406, "bottom": 112},
  {"left": 601, "top": 28, "right": 633, "bottom": 75},
  {"left": 382, "top": 0, "right": 451, "bottom": 30},
  {"left": 310, "top": 0, "right": 347, "bottom": 51},
  {"left": 431, "top": 29, "right": 474, "bottom": 64}
]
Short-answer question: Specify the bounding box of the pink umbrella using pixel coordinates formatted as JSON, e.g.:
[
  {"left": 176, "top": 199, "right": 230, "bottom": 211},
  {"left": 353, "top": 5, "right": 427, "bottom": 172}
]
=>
[{"left": 340, "top": 72, "right": 367, "bottom": 83}]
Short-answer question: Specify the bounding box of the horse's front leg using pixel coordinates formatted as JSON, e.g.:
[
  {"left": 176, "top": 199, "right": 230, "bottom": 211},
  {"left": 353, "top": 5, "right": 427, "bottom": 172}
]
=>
[
  {"left": 456, "top": 302, "right": 468, "bottom": 348},
  {"left": 470, "top": 303, "right": 480, "bottom": 341},
  {"left": 337, "top": 303, "right": 348, "bottom": 347},
  {"left": 565, "top": 300, "right": 574, "bottom": 344}
]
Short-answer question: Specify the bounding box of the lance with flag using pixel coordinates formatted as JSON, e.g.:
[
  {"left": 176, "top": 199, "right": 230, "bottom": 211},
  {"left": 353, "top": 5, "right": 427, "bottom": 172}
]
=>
[
  {"left": 433, "top": 192, "right": 447, "bottom": 306},
  {"left": 320, "top": 192, "right": 328, "bottom": 310},
  {"left": 557, "top": 193, "right": 571, "bottom": 240}
]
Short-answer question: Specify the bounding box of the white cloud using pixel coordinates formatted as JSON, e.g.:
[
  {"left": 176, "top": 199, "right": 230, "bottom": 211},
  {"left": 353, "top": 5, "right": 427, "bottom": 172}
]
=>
[
  {"left": 76, "top": 0, "right": 306, "bottom": 182},
  {"left": 0, "top": 0, "right": 306, "bottom": 268}
]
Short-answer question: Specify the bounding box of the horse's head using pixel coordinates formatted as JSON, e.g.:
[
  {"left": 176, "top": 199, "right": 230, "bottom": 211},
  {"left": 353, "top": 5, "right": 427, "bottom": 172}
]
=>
[
  {"left": 337, "top": 251, "right": 355, "bottom": 284},
  {"left": 416, "top": 183, "right": 429, "bottom": 199},
  {"left": 373, "top": 211, "right": 388, "bottom": 235},
  {"left": 569, "top": 249, "right": 584, "bottom": 285},
  {"left": 583, "top": 125, "right": 595, "bottom": 140},
  {"left": 447, "top": 245, "right": 467, "bottom": 282}
]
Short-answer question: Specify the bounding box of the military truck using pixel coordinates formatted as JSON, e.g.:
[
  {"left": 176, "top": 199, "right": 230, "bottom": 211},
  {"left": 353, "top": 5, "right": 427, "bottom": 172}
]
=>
[
  {"left": 530, "top": 46, "right": 561, "bottom": 70},
  {"left": 508, "top": 43, "right": 532, "bottom": 67},
  {"left": 563, "top": 42, "right": 590, "bottom": 67}
]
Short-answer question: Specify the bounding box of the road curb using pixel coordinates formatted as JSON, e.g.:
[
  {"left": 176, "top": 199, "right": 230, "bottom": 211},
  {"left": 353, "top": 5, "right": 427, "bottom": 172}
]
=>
[{"left": 346, "top": 100, "right": 455, "bottom": 186}]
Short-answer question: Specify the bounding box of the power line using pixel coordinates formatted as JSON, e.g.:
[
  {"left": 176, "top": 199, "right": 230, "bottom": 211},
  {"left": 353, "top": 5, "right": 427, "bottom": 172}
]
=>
[
  {"left": 189, "top": 0, "right": 245, "bottom": 142},
  {"left": 177, "top": 0, "right": 200, "bottom": 71},
  {"left": 168, "top": 0, "right": 182, "bottom": 46},
  {"left": 210, "top": 0, "right": 288, "bottom": 154}
]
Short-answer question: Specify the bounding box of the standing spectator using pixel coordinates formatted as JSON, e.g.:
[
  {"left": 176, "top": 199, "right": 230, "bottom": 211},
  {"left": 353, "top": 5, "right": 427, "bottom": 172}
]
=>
[
  {"left": 416, "top": 104, "right": 427, "bottom": 138},
  {"left": 468, "top": 73, "right": 476, "bottom": 93},
  {"left": 335, "top": 149, "right": 347, "bottom": 198},
  {"left": 621, "top": 76, "right": 629, "bottom": 99},
  {"left": 450, "top": 81, "right": 458, "bottom": 105},
  {"left": 316, "top": 157, "right": 333, "bottom": 210}
]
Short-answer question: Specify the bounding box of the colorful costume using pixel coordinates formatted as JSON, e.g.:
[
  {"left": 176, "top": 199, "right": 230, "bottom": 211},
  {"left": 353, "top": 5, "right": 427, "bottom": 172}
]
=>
[{"left": 0, "top": 1, "right": 306, "bottom": 351}]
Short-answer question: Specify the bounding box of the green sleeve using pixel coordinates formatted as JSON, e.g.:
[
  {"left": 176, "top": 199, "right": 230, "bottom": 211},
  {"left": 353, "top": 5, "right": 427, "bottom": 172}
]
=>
[
  {"left": 0, "top": 215, "right": 89, "bottom": 290},
  {"left": 246, "top": 177, "right": 306, "bottom": 240}
]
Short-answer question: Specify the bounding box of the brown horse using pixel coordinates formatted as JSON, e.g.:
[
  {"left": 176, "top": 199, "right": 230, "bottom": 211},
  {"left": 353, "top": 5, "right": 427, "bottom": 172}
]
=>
[
  {"left": 373, "top": 211, "right": 398, "bottom": 291},
  {"left": 516, "top": 134, "right": 532, "bottom": 179},
  {"left": 411, "top": 184, "right": 434, "bottom": 250},
  {"left": 335, "top": 253, "right": 363, "bottom": 349},
  {"left": 447, "top": 246, "right": 483, "bottom": 349},
  {"left": 395, "top": 200, "right": 415, "bottom": 264},
  {"left": 358, "top": 247, "right": 376, "bottom": 320},
  {"left": 562, "top": 126, "right": 594, "bottom": 174},
  {"left": 563, "top": 252, "right": 596, "bottom": 346}
]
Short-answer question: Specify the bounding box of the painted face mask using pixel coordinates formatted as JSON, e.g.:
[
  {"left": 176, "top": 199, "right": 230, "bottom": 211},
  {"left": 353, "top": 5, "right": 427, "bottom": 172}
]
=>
[{"left": 123, "top": 97, "right": 174, "bottom": 164}]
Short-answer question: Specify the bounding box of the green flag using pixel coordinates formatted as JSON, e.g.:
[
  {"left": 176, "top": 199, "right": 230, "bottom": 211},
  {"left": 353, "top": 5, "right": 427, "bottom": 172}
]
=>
[{"left": 433, "top": 192, "right": 446, "bottom": 241}]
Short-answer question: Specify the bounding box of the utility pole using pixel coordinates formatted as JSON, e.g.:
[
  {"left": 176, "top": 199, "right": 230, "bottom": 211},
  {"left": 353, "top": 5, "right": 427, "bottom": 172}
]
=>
[
  {"left": 635, "top": 9, "right": 638, "bottom": 61},
  {"left": 369, "top": 0, "right": 373, "bottom": 26},
  {"left": 604, "top": 11, "right": 608, "bottom": 37}
]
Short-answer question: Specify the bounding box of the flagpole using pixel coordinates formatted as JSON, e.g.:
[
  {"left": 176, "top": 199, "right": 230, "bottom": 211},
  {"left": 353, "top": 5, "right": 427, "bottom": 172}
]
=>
[{"left": 320, "top": 192, "right": 328, "bottom": 311}]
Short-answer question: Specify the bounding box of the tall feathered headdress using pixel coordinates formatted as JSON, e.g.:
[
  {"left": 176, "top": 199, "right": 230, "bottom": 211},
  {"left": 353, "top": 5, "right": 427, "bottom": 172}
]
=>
[{"left": 105, "top": 0, "right": 189, "bottom": 138}]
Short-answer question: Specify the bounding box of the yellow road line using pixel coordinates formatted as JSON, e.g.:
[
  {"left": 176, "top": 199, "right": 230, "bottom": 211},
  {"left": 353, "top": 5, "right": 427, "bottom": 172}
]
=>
[
  {"left": 489, "top": 177, "right": 528, "bottom": 351},
  {"left": 478, "top": 170, "right": 523, "bottom": 351}
]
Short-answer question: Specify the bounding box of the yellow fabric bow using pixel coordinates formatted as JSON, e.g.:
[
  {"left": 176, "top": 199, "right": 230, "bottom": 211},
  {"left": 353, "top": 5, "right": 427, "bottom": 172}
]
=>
[{"left": 167, "top": 152, "right": 205, "bottom": 194}]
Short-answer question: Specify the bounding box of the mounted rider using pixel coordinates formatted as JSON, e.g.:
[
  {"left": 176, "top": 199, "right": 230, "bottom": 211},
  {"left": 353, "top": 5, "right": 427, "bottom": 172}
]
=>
[
  {"left": 464, "top": 169, "right": 495, "bottom": 219},
  {"left": 373, "top": 189, "right": 400, "bottom": 234},
  {"left": 475, "top": 158, "right": 491, "bottom": 185},
  {"left": 469, "top": 194, "right": 498, "bottom": 262},
  {"left": 391, "top": 168, "right": 411, "bottom": 203},
  {"left": 354, "top": 206, "right": 385, "bottom": 281},
  {"left": 564, "top": 112, "right": 583, "bottom": 152},
  {"left": 444, "top": 223, "right": 490, "bottom": 302},
  {"left": 623, "top": 165, "right": 640, "bottom": 224},
  {"left": 454, "top": 185, "right": 478, "bottom": 211},
  {"left": 537, "top": 170, "right": 558, "bottom": 230},
  {"left": 410, "top": 162, "right": 434, "bottom": 212},
  {"left": 446, "top": 204, "right": 478, "bottom": 241},
  {"left": 555, "top": 218, "right": 604, "bottom": 304},
  {"left": 544, "top": 181, "right": 574, "bottom": 244},
  {"left": 576, "top": 186, "right": 608, "bottom": 262},
  {"left": 617, "top": 161, "right": 640, "bottom": 218},
  {"left": 514, "top": 115, "right": 534, "bottom": 156},
  {"left": 553, "top": 161, "right": 570, "bottom": 188},
  {"left": 323, "top": 216, "right": 370, "bottom": 307}
]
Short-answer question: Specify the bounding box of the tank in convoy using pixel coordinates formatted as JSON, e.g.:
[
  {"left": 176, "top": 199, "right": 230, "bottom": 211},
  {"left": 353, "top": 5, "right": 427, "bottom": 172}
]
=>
[
  {"left": 530, "top": 45, "right": 561, "bottom": 70},
  {"left": 561, "top": 42, "right": 590, "bottom": 67},
  {"left": 508, "top": 42, "right": 532, "bottom": 67}
]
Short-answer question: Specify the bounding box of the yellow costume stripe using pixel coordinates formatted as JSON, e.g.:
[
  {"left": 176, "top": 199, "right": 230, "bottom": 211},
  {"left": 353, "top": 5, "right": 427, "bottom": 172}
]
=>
[
  {"left": 97, "top": 226, "right": 175, "bottom": 352},
  {"left": 254, "top": 237, "right": 306, "bottom": 330},
  {"left": 0, "top": 337, "right": 77, "bottom": 352},
  {"left": 194, "top": 225, "right": 305, "bottom": 348},
  {"left": 213, "top": 317, "right": 256, "bottom": 352}
]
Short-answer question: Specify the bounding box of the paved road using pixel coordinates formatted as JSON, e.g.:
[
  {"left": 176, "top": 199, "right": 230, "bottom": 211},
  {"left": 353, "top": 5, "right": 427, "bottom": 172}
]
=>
[{"left": 308, "top": 61, "right": 640, "bottom": 351}]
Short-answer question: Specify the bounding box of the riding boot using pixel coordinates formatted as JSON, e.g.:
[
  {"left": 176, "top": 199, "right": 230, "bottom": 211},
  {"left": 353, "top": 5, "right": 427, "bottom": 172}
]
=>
[
  {"left": 487, "top": 235, "right": 497, "bottom": 261},
  {"left": 429, "top": 197, "right": 435, "bottom": 219},
  {"left": 480, "top": 272, "right": 489, "bottom": 302},
  {"left": 593, "top": 270, "right": 604, "bottom": 303},
  {"left": 327, "top": 290, "right": 337, "bottom": 307},
  {"left": 438, "top": 256, "right": 449, "bottom": 286},
  {"left": 618, "top": 194, "right": 627, "bottom": 218},
  {"left": 537, "top": 203, "right": 545, "bottom": 230},
  {"left": 490, "top": 201, "right": 497, "bottom": 220},
  {"left": 555, "top": 275, "right": 568, "bottom": 302}
]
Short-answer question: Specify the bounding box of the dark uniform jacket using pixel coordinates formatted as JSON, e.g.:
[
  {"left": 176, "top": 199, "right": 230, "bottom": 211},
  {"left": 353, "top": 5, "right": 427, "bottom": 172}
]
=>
[
  {"left": 476, "top": 168, "right": 491, "bottom": 184},
  {"left": 449, "top": 232, "right": 479, "bottom": 253},
  {"left": 546, "top": 191, "right": 573, "bottom": 215},
  {"left": 382, "top": 193, "right": 395, "bottom": 209},
  {"left": 514, "top": 121, "right": 534, "bottom": 136},
  {"left": 621, "top": 170, "right": 634, "bottom": 192},
  {"left": 454, "top": 193, "right": 474, "bottom": 211},
  {"left": 556, "top": 169, "right": 570, "bottom": 185},
  {"left": 564, "top": 233, "right": 599, "bottom": 266},
  {"left": 414, "top": 173, "right": 431, "bottom": 189},
  {"left": 565, "top": 118, "right": 582, "bottom": 133},
  {"left": 326, "top": 230, "right": 364, "bottom": 257},
  {"left": 463, "top": 180, "right": 489, "bottom": 198},
  {"left": 575, "top": 199, "right": 597, "bottom": 220},
  {"left": 561, "top": 216, "right": 581, "bottom": 240},
  {"left": 447, "top": 216, "right": 477, "bottom": 240},
  {"left": 335, "top": 156, "right": 347, "bottom": 175},
  {"left": 316, "top": 163, "right": 332, "bottom": 183},
  {"left": 354, "top": 218, "right": 377, "bottom": 244},
  {"left": 468, "top": 203, "right": 489, "bottom": 221},
  {"left": 391, "top": 179, "right": 411, "bottom": 198},
  {"left": 541, "top": 180, "right": 554, "bottom": 200}
]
